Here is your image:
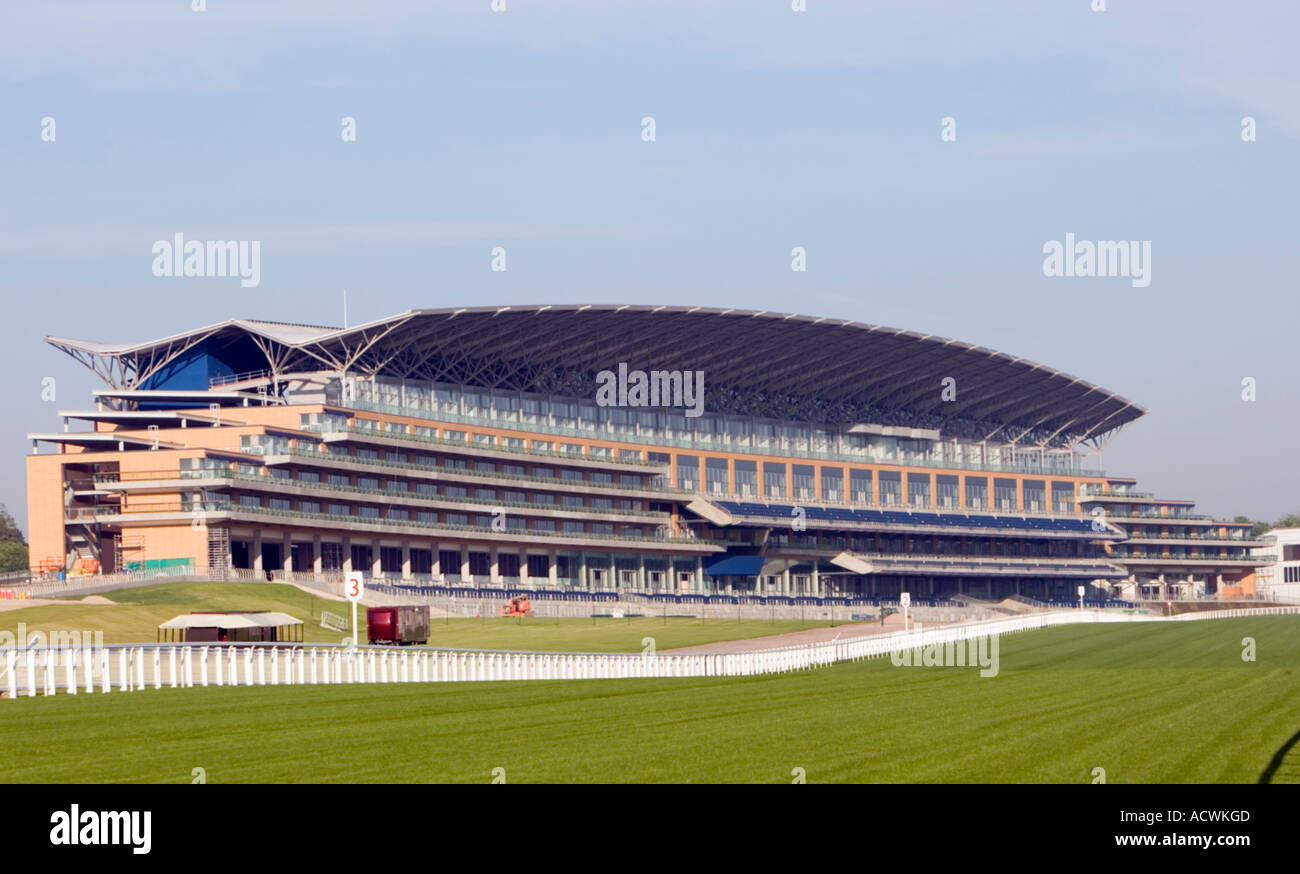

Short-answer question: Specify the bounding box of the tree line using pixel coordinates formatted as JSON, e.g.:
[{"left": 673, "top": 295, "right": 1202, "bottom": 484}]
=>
[{"left": 0, "top": 504, "right": 28, "bottom": 573}]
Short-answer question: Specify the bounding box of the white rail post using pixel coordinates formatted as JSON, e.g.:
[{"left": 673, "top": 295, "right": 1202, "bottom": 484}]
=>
[
  {"left": 100, "top": 647, "right": 110, "bottom": 694},
  {"left": 257, "top": 648, "right": 267, "bottom": 685},
  {"left": 244, "top": 648, "right": 254, "bottom": 686},
  {"left": 41, "top": 649, "right": 53, "bottom": 696},
  {"left": 83, "top": 646, "right": 94, "bottom": 694},
  {"left": 4, "top": 649, "right": 14, "bottom": 699},
  {"left": 64, "top": 648, "right": 77, "bottom": 694},
  {"left": 227, "top": 647, "right": 236, "bottom": 686},
  {"left": 135, "top": 646, "right": 145, "bottom": 690},
  {"left": 270, "top": 647, "right": 279, "bottom": 685},
  {"left": 119, "top": 648, "right": 129, "bottom": 691},
  {"left": 215, "top": 647, "right": 224, "bottom": 686},
  {"left": 311, "top": 648, "right": 319, "bottom": 685},
  {"left": 199, "top": 647, "right": 209, "bottom": 687},
  {"left": 169, "top": 648, "right": 178, "bottom": 688},
  {"left": 153, "top": 647, "right": 162, "bottom": 690},
  {"left": 297, "top": 648, "right": 305, "bottom": 685}
]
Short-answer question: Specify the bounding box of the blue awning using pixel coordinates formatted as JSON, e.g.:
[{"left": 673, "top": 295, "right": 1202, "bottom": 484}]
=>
[{"left": 704, "top": 554, "right": 765, "bottom": 576}]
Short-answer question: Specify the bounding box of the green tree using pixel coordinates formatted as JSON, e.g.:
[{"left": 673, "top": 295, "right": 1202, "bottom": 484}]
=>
[
  {"left": 1237, "top": 512, "right": 1300, "bottom": 538},
  {"left": 0, "top": 503, "right": 23, "bottom": 545},
  {"left": 1270, "top": 513, "right": 1300, "bottom": 531},
  {"left": 0, "top": 541, "right": 27, "bottom": 573}
]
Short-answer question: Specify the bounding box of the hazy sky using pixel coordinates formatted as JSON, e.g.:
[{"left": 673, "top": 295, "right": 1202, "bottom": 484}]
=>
[{"left": 2, "top": 0, "right": 1297, "bottom": 532}]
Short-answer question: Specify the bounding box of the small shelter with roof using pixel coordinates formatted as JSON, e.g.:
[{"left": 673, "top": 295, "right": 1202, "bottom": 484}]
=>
[{"left": 157, "top": 611, "right": 304, "bottom": 643}]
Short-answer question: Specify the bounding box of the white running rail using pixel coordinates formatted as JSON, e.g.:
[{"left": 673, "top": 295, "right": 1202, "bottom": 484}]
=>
[{"left": 4, "top": 606, "right": 1298, "bottom": 699}]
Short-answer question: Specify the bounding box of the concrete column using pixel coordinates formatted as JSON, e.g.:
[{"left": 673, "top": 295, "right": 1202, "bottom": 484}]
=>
[
  {"left": 342, "top": 536, "right": 352, "bottom": 574},
  {"left": 282, "top": 532, "right": 293, "bottom": 580},
  {"left": 312, "top": 534, "right": 322, "bottom": 575},
  {"left": 810, "top": 560, "right": 818, "bottom": 597},
  {"left": 782, "top": 567, "right": 791, "bottom": 595},
  {"left": 695, "top": 555, "right": 704, "bottom": 593},
  {"left": 548, "top": 550, "right": 558, "bottom": 587},
  {"left": 520, "top": 552, "right": 530, "bottom": 587},
  {"left": 638, "top": 554, "right": 646, "bottom": 591},
  {"left": 579, "top": 552, "right": 588, "bottom": 588},
  {"left": 401, "top": 541, "right": 411, "bottom": 580},
  {"left": 610, "top": 554, "right": 617, "bottom": 591},
  {"left": 490, "top": 547, "right": 500, "bottom": 584},
  {"left": 371, "top": 539, "right": 382, "bottom": 579},
  {"left": 253, "top": 530, "right": 264, "bottom": 574},
  {"left": 459, "top": 545, "right": 470, "bottom": 582},
  {"left": 431, "top": 543, "right": 441, "bottom": 580}
]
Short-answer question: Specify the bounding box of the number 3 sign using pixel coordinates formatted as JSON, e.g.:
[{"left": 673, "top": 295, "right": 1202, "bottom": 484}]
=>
[{"left": 346, "top": 573, "right": 365, "bottom": 602}]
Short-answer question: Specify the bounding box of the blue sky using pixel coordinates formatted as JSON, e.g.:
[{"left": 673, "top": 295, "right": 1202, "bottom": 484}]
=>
[{"left": 2, "top": 0, "right": 1297, "bottom": 530}]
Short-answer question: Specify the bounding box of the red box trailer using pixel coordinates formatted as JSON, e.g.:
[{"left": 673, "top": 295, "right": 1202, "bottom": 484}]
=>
[{"left": 366, "top": 605, "right": 430, "bottom": 645}]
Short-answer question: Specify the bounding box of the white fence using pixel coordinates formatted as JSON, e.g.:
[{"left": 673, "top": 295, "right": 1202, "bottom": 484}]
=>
[{"left": 4, "top": 606, "right": 1298, "bottom": 700}]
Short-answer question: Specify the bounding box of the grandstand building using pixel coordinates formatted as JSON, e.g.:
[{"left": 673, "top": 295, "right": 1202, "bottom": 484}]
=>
[
  {"left": 26, "top": 306, "right": 1268, "bottom": 601},
  {"left": 1252, "top": 528, "right": 1300, "bottom": 603}
]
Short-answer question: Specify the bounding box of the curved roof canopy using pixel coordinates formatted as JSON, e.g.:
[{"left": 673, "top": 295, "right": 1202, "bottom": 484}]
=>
[{"left": 47, "top": 305, "right": 1146, "bottom": 447}]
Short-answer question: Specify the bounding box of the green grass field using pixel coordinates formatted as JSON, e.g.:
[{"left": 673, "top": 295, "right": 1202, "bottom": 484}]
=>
[
  {"left": 0, "top": 581, "right": 835, "bottom": 651},
  {"left": 2, "top": 616, "right": 1297, "bottom": 783}
]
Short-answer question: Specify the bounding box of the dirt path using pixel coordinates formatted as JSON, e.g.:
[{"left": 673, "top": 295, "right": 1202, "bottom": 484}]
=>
[
  {"left": 663, "top": 612, "right": 949, "bottom": 654},
  {"left": 0, "top": 595, "right": 115, "bottom": 612}
]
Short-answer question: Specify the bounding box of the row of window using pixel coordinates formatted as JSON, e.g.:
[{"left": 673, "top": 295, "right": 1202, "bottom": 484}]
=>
[
  {"left": 229, "top": 467, "right": 654, "bottom": 512},
  {"left": 1111, "top": 548, "right": 1255, "bottom": 560},
  {"left": 763, "top": 531, "right": 1096, "bottom": 558},
  {"left": 672, "top": 456, "right": 1077, "bottom": 510},
  {"left": 231, "top": 439, "right": 659, "bottom": 491},
  {"left": 303, "top": 412, "right": 647, "bottom": 466},
  {"left": 231, "top": 493, "right": 652, "bottom": 537},
  {"left": 341, "top": 377, "right": 1085, "bottom": 476}
]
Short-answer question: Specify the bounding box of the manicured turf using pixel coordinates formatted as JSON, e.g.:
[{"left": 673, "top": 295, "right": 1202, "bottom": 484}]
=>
[
  {"left": 2, "top": 583, "right": 348, "bottom": 644},
  {"left": 0, "top": 581, "right": 835, "bottom": 650},
  {"left": 2, "top": 617, "right": 1297, "bottom": 783}
]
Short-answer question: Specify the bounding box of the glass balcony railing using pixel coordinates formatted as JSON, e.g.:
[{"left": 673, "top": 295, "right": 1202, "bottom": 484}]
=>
[
  {"left": 341, "top": 398, "right": 1105, "bottom": 480},
  {"left": 94, "top": 469, "right": 672, "bottom": 521},
  {"left": 305, "top": 422, "right": 668, "bottom": 469},
  {"left": 68, "top": 502, "right": 707, "bottom": 547}
]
